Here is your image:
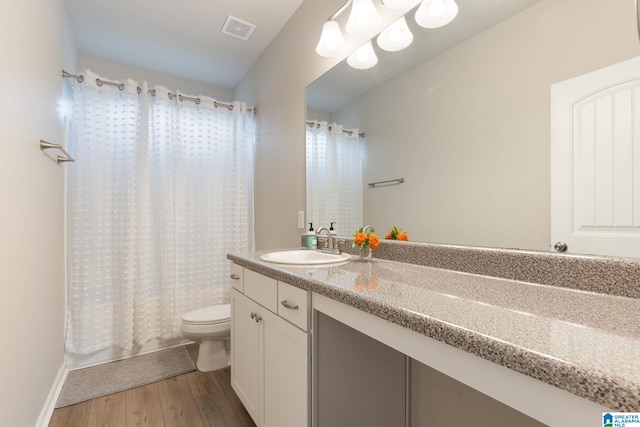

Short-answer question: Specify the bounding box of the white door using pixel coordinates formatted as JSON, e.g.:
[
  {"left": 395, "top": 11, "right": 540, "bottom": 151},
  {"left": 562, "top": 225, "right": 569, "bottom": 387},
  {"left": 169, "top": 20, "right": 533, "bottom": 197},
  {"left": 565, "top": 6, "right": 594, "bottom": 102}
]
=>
[
  {"left": 551, "top": 56, "right": 640, "bottom": 258},
  {"left": 262, "top": 308, "right": 310, "bottom": 427},
  {"left": 231, "top": 289, "right": 261, "bottom": 425}
]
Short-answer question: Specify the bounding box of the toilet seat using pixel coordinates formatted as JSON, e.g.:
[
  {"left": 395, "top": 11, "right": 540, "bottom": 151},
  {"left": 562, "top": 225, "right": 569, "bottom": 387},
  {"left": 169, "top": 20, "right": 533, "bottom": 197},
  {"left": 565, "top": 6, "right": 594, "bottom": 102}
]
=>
[{"left": 182, "top": 304, "right": 230, "bottom": 326}]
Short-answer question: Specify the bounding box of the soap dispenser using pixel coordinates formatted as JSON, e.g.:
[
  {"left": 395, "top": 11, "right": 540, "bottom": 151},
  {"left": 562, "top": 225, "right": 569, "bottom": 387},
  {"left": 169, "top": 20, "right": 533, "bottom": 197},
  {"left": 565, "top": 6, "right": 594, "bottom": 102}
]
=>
[
  {"left": 306, "top": 223, "right": 318, "bottom": 249},
  {"left": 329, "top": 222, "right": 337, "bottom": 237}
]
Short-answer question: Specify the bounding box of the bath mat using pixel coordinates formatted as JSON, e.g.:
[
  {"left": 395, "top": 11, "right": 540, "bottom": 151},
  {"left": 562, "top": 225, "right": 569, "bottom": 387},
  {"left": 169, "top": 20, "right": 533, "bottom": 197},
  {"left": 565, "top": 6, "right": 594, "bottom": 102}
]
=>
[{"left": 55, "top": 346, "right": 196, "bottom": 408}]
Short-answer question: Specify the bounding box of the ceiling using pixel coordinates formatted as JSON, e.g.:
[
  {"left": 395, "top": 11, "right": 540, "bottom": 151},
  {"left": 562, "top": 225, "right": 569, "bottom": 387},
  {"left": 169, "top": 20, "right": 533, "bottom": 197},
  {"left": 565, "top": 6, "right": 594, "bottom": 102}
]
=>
[{"left": 63, "top": 0, "right": 305, "bottom": 89}]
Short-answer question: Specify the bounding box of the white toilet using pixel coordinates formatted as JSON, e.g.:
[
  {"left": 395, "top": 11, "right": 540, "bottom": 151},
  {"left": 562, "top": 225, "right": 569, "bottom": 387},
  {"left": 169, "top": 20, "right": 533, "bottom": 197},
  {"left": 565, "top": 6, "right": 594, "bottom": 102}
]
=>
[{"left": 181, "top": 304, "right": 231, "bottom": 372}]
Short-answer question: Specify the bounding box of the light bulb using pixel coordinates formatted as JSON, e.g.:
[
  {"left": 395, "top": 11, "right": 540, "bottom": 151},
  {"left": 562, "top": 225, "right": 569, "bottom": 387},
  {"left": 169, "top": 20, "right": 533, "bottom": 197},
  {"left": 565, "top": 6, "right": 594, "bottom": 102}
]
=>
[
  {"left": 347, "top": 41, "right": 378, "bottom": 69},
  {"left": 315, "top": 20, "right": 346, "bottom": 57},
  {"left": 415, "top": 0, "right": 458, "bottom": 29},
  {"left": 429, "top": 0, "right": 445, "bottom": 16},
  {"left": 377, "top": 16, "right": 413, "bottom": 52},
  {"left": 346, "top": 0, "right": 381, "bottom": 35}
]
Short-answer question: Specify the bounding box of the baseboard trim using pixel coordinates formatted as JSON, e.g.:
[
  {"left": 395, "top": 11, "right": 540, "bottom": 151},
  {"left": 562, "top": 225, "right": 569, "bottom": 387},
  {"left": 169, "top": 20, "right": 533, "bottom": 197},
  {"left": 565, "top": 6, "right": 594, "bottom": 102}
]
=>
[{"left": 35, "top": 363, "right": 68, "bottom": 427}]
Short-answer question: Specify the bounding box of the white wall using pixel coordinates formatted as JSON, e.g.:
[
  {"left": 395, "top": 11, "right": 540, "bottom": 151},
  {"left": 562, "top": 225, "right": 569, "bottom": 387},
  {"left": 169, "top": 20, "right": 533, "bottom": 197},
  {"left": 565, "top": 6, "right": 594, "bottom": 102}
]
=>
[
  {"left": 234, "top": 0, "right": 344, "bottom": 250},
  {"left": 332, "top": 0, "right": 640, "bottom": 251},
  {"left": 78, "top": 54, "right": 233, "bottom": 100},
  {"left": 0, "top": 0, "right": 76, "bottom": 425},
  {"left": 306, "top": 108, "right": 331, "bottom": 122}
]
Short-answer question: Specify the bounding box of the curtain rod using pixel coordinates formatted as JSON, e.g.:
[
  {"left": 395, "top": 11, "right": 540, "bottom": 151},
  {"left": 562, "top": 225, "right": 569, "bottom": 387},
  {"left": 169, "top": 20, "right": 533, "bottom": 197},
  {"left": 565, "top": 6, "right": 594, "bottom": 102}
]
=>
[
  {"left": 306, "top": 120, "right": 365, "bottom": 137},
  {"left": 62, "top": 70, "right": 255, "bottom": 113}
]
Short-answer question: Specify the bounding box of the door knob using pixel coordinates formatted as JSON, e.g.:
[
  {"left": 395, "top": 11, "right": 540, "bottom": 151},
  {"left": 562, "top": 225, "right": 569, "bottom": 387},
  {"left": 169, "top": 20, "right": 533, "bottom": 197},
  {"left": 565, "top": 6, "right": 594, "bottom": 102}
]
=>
[{"left": 553, "top": 242, "right": 568, "bottom": 252}]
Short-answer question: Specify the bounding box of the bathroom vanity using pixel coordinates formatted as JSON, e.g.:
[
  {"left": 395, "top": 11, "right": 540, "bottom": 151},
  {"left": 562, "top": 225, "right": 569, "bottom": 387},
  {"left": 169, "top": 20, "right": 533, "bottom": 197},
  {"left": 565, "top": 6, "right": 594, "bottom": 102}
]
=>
[
  {"left": 228, "top": 244, "right": 640, "bottom": 427},
  {"left": 229, "top": 264, "right": 310, "bottom": 427}
]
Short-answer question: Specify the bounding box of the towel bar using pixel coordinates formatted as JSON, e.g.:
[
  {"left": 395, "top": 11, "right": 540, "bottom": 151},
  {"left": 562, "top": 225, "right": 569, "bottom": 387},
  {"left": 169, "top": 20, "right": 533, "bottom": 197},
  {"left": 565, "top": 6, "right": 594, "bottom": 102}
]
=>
[
  {"left": 40, "top": 140, "right": 75, "bottom": 164},
  {"left": 368, "top": 178, "right": 404, "bottom": 187}
]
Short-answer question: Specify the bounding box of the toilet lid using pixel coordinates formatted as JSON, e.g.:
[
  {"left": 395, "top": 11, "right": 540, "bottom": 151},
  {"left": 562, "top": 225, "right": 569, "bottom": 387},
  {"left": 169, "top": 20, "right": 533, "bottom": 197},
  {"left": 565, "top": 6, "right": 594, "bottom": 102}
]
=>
[{"left": 182, "top": 304, "right": 231, "bottom": 325}]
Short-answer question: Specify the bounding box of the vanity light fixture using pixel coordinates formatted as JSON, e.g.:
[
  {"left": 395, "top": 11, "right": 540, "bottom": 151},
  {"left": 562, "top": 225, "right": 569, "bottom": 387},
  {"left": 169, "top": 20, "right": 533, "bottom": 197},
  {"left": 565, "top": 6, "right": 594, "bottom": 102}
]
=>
[
  {"left": 347, "top": 40, "right": 379, "bottom": 69},
  {"left": 415, "top": 0, "right": 459, "bottom": 29},
  {"left": 376, "top": 15, "right": 413, "bottom": 51},
  {"left": 315, "top": 0, "right": 353, "bottom": 58},
  {"left": 315, "top": 0, "right": 459, "bottom": 66},
  {"left": 346, "top": 0, "right": 382, "bottom": 35},
  {"left": 316, "top": 20, "right": 347, "bottom": 57}
]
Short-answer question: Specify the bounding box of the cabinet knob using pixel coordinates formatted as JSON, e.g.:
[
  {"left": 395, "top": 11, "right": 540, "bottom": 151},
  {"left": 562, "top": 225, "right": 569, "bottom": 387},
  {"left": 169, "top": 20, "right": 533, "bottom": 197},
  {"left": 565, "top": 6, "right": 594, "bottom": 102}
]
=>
[{"left": 281, "top": 300, "right": 299, "bottom": 310}]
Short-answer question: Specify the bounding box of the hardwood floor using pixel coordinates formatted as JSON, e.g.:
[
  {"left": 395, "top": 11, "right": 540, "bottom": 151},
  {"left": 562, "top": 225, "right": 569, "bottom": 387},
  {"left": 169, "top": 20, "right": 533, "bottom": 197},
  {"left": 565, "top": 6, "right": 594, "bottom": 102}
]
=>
[{"left": 49, "top": 345, "right": 256, "bottom": 427}]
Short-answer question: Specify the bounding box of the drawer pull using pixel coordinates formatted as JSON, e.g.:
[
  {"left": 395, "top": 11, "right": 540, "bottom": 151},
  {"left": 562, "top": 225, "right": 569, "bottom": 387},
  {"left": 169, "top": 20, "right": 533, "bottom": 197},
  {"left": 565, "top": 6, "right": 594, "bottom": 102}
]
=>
[
  {"left": 230, "top": 274, "right": 240, "bottom": 280},
  {"left": 281, "top": 300, "right": 299, "bottom": 310},
  {"left": 250, "top": 312, "right": 262, "bottom": 323}
]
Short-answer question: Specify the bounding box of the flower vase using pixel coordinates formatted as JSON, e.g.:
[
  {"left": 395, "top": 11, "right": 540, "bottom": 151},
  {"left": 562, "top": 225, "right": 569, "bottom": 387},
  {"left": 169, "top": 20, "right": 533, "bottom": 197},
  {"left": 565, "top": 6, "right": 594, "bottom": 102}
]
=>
[{"left": 359, "top": 245, "right": 372, "bottom": 261}]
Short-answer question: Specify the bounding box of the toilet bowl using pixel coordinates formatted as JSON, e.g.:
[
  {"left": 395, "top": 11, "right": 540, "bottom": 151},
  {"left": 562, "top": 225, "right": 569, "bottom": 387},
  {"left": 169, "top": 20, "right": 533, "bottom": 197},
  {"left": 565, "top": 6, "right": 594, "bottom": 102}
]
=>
[{"left": 181, "top": 304, "right": 231, "bottom": 372}]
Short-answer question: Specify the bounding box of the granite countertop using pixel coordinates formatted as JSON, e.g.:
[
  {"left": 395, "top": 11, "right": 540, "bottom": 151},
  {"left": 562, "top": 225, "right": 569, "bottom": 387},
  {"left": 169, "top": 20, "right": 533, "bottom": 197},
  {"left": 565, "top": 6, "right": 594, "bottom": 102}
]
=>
[{"left": 227, "top": 250, "right": 640, "bottom": 412}]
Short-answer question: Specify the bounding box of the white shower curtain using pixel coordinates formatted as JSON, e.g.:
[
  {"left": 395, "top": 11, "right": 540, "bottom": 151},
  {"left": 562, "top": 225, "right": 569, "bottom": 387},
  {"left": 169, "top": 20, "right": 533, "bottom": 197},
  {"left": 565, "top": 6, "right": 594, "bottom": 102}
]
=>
[
  {"left": 66, "top": 70, "right": 255, "bottom": 355},
  {"left": 306, "top": 121, "right": 364, "bottom": 236}
]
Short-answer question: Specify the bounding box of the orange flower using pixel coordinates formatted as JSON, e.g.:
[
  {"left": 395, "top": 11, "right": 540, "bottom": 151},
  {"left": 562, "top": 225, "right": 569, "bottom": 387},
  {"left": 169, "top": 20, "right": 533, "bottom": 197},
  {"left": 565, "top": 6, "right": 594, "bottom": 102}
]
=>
[
  {"left": 355, "top": 274, "right": 379, "bottom": 291},
  {"left": 368, "top": 233, "right": 380, "bottom": 250},
  {"left": 385, "top": 226, "right": 409, "bottom": 241},
  {"left": 354, "top": 232, "right": 368, "bottom": 246}
]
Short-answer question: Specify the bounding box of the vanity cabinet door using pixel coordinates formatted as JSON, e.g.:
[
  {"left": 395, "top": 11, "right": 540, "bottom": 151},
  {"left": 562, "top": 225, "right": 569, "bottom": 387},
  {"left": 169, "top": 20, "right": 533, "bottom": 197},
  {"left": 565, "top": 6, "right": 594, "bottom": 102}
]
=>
[
  {"left": 231, "top": 289, "right": 261, "bottom": 426},
  {"left": 262, "top": 308, "right": 309, "bottom": 427},
  {"left": 231, "top": 266, "right": 311, "bottom": 427}
]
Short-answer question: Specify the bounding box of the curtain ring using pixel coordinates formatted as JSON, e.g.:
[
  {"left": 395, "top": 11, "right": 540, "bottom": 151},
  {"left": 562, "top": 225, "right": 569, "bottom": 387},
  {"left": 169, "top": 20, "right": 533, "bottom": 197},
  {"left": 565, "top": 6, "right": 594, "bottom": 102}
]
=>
[{"left": 95, "top": 79, "right": 125, "bottom": 91}]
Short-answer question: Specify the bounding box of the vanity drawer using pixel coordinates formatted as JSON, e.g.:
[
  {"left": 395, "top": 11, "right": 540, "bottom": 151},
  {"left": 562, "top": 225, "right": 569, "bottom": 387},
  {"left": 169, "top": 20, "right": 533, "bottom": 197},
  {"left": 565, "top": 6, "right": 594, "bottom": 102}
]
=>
[
  {"left": 244, "top": 268, "right": 278, "bottom": 313},
  {"left": 230, "top": 263, "right": 244, "bottom": 291},
  {"left": 277, "top": 281, "right": 310, "bottom": 331}
]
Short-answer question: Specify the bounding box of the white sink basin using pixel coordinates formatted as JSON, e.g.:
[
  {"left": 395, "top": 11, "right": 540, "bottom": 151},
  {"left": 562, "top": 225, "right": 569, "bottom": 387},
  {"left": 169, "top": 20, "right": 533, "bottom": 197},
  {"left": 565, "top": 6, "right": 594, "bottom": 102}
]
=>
[{"left": 260, "top": 249, "right": 351, "bottom": 265}]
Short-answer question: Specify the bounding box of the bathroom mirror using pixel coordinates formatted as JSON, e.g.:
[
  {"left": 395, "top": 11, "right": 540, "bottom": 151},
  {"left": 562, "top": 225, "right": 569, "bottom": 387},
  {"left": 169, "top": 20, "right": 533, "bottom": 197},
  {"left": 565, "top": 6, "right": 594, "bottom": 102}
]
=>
[{"left": 306, "top": 0, "right": 639, "bottom": 256}]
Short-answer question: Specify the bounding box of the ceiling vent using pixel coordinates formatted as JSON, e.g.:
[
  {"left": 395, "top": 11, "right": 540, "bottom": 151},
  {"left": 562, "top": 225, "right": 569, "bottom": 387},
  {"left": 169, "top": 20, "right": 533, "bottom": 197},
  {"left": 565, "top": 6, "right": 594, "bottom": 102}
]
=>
[{"left": 221, "top": 15, "right": 256, "bottom": 41}]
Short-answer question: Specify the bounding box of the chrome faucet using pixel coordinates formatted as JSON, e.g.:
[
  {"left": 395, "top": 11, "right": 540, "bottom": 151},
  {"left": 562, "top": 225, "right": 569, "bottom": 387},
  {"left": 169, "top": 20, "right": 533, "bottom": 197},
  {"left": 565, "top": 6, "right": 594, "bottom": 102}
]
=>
[
  {"left": 316, "top": 227, "right": 341, "bottom": 254},
  {"left": 362, "top": 225, "right": 375, "bottom": 234}
]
